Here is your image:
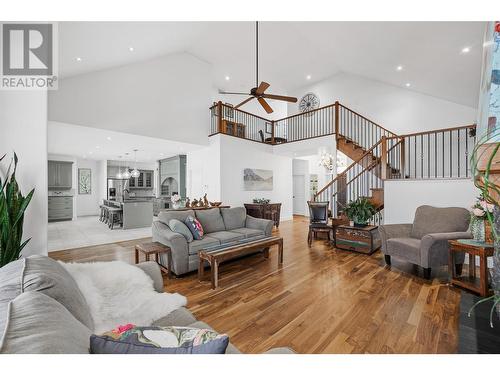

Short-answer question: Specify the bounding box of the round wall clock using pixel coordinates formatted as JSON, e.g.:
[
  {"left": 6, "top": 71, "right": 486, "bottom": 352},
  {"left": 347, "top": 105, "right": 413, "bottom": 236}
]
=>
[{"left": 298, "top": 92, "right": 320, "bottom": 114}]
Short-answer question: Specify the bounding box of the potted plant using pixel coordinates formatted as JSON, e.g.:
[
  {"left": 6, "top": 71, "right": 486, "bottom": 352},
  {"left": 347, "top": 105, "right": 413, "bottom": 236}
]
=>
[
  {"left": 342, "top": 197, "right": 376, "bottom": 227},
  {"left": 0, "top": 153, "right": 35, "bottom": 267}
]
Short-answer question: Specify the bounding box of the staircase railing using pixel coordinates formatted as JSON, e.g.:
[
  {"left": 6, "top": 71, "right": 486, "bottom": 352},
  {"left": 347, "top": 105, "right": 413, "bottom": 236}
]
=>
[
  {"left": 383, "top": 124, "right": 476, "bottom": 180},
  {"left": 314, "top": 138, "right": 384, "bottom": 218},
  {"left": 337, "top": 103, "right": 397, "bottom": 151}
]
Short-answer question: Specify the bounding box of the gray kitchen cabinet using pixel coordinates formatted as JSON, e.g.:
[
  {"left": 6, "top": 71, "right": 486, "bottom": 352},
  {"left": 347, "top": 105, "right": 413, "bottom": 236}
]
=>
[
  {"left": 129, "top": 169, "right": 154, "bottom": 189},
  {"left": 159, "top": 155, "right": 186, "bottom": 197},
  {"left": 48, "top": 196, "right": 73, "bottom": 221},
  {"left": 48, "top": 161, "right": 73, "bottom": 189}
]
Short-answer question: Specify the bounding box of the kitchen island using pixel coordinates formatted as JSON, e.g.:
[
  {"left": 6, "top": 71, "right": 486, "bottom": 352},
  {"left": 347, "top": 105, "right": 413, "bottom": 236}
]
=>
[{"left": 104, "top": 199, "right": 153, "bottom": 229}]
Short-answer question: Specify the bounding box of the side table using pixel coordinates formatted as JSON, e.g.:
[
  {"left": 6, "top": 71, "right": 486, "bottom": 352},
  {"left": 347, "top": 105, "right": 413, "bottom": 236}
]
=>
[
  {"left": 135, "top": 241, "right": 172, "bottom": 279},
  {"left": 448, "top": 239, "right": 494, "bottom": 297}
]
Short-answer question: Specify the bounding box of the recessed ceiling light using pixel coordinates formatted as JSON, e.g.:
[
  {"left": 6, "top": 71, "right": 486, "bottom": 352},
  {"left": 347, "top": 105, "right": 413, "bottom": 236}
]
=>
[
  {"left": 129, "top": 46, "right": 134, "bottom": 52},
  {"left": 95, "top": 146, "right": 100, "bottom": 149},
  {"left": 396, "top": 65, "right": 403, "bottom": 71},
  {"left": 225, "top": 76, "right": 230, "bottom": 81},
  {"left": 75, "top": 57, "right": 82, "bottom": 62},
  {"left": 106, "top": 136, "right": 112, "bottom": 141},
  {"left": 405, "top": 83, "right": 411, "bottom": 87},
  {"left": 306, "top": 75, "right": 311, "bottom": 80},
  {"left": 461, "top": 47, "right": 471, "bottom": 54}
]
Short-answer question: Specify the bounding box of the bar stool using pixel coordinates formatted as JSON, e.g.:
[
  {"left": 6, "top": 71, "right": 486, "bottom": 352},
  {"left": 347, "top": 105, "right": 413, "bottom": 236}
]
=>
[
  {"left": 108, "top": 207, "right": 123, "bottom": 230},
  {"left": 99, "top": 205, "right": 106, "bottom": 222}
]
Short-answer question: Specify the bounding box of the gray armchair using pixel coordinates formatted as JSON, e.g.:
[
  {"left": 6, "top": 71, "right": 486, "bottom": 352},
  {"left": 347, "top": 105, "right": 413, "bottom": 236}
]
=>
[{"left": 379, "top": 205, "right": 472, "bottom": 279}]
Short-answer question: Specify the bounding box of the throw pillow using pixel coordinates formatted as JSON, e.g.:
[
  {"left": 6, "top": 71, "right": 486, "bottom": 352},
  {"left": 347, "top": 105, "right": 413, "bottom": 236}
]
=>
[
  {"left": 169, "top": 219, "right": 194, "bottom": 242},
  {"left": 184, "top": 216, "right": 204, "bottom": 240},
  {"left": 90, "top": 324, "right": 229, "bottom": 354}
]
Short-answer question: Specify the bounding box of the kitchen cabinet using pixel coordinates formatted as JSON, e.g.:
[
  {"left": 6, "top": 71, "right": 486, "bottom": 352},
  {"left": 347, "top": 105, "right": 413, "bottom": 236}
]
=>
[
  {"left": 159, "top": 155, "right": 186, "bottom": 198},
  {"left": 48, "top": 161, "right": 73, "bottom": 189},
  {"left": 129, "top": 170, "right": 154, "bottom": 189},
  {"left": 48, "top": 196, "right": 73, "bottom": 221}
]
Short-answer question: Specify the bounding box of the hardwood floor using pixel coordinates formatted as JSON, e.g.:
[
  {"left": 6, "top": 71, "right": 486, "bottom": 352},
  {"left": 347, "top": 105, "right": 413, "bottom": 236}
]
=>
[{"left": 49, "top": 216, "right": 461, "bottom": 354}]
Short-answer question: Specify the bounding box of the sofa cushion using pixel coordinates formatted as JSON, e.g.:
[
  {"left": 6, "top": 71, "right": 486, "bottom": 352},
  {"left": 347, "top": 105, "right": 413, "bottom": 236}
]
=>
[
  {"left": 188, "top": 321, "right": 240, "bottom": 354},
  {"left": 411, "top": 205, "right": 470, "bottom": 239},
  {"left": 195, "top": 208, "right": 225, "bottom": 234},
  {"left": 152, "top": 307, "right": 197, "bottom": 327},
  {"left": 386, "top": 237, "right": 422, "bottom": 264},
  {"left": 188, "top": 237, "right": 221, "bottom": 256},
  {"left": 205, "top": 231, "right": 245, "bottom": 244},
  {"left": 229, "top": 227, "right": 265, "bottom": 239},
  {"left": 158, "top": 209, "right": 195, "bottom": 226},
  {"left": 90, "top": 325, "right": 229, "bottom": 354},
  {"left": 169, "top": 219, "right": 194, "bottom": 242},
  {"left": 0, "top": 256, "right": 94, "bottom": 333},
  {"left": 220, "top": 207, "right": 247, "bottom": 230},
  {"left": 0, "top": 291, "right": 92, "bottom": 354}
]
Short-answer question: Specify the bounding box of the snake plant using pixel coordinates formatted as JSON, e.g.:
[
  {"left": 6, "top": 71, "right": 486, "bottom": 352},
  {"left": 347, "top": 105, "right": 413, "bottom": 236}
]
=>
[{"left": 0, "top": 153, "right": 35, "bottom": 267}]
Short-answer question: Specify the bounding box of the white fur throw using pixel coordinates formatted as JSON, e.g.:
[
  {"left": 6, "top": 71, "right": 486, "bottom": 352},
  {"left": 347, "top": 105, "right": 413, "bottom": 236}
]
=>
[{"left": 60, "top": 261, "right": 187, "bottom": 334}]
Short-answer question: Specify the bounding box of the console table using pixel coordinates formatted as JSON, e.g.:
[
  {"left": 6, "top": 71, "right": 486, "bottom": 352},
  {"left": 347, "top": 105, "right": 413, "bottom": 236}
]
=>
[{"left": 244, "top": 203, "right": 282, "bottom": 228}]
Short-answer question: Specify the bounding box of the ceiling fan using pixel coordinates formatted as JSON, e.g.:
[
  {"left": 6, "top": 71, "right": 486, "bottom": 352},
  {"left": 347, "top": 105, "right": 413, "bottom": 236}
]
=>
[{"left": 218, "top": 21, "right": 297, "bottom": 114}]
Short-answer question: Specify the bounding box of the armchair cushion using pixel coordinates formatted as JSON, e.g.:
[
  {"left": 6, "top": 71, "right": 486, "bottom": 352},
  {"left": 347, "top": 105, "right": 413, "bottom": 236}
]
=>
[
  {"left": 386, "top": 238, "right": 421, "bottom": 264},
  {"left": 410, "top": 205, "right": 470, "bottom": 239},
  {"left": 379, "top": 223, "right": 413, "bottom": 254}
]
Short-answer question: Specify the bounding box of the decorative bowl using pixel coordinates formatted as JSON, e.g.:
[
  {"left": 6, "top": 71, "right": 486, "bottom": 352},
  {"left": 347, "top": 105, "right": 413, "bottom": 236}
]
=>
[{"left": 209, "top": 201, "right": 222, "bottom": 207}]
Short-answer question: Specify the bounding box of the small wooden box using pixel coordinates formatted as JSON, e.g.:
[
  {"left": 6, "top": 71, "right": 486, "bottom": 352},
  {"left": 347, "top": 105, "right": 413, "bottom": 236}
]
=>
[{"left": 335, "top": 225, "right": 381, "bottom": 254}]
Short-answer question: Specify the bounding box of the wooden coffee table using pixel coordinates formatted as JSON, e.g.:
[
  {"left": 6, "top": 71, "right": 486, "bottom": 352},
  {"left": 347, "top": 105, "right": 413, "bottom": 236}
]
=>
[
  {"left": 198, "top": 236, "right": 283, "bottom": 289},
  {"left": 135, "top": 242, "right": 172, "bottom": 279}
]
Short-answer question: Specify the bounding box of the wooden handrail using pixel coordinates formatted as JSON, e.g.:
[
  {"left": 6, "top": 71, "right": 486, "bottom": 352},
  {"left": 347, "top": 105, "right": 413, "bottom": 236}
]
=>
[
  {"left": 385, "top": 123, "right": 476, "bottom": 140},
  {"left": 314, "top": 138, "right": 384, "bottom": 198},
  {"left": 338, "top": 103, "right": 397, "bottom": 138}
]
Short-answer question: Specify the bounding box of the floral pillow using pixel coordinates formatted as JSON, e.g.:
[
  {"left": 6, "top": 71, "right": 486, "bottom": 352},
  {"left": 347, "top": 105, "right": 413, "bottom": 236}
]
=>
[
  {"left": 90, "top": 324, "right": 229, "bottom": 354},
  {"left": 184, "top": 215, "right": 204, "bottom": 240}
]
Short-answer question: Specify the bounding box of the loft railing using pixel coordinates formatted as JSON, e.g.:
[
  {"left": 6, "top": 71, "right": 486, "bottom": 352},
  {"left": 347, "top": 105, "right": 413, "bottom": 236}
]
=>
[
  {"left": 383, "top": 124, "right": 477, "bottom": 180},
  {"left": 314, "top": 139, "right": 384, "bottom": 218},
  {"left": 209, "top": 101, "right": 395, "bottom": 148}
]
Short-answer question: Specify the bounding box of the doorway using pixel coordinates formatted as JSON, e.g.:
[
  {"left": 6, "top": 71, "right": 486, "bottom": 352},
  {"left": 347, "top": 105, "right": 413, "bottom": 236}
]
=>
[{"left": 293, "top": 174, "right": 306, "bottom": 215}]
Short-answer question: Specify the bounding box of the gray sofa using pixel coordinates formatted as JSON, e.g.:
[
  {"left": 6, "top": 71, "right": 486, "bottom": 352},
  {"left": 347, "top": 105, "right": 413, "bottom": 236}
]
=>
[
  {"left": 379, "top": 205, "right": 472, "bottom": 279},
  {"left": 153, "top": 207, "right": 273, "bottom": 275},
  {"left": 0, "top": 255, "right": 292, "bottom": 354}
]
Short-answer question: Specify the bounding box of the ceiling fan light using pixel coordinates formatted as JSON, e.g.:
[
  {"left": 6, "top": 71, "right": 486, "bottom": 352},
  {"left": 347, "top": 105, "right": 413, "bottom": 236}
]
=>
[{"left": 131, "top": 168, "right": 140, "bottom": 178}]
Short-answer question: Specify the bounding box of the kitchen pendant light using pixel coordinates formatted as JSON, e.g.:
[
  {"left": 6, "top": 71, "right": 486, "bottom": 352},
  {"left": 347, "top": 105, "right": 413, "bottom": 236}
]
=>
[
  {"left": 131, "top": 149, "right": 140, "bottom": 178},
  {"left": 116, "top": 156, "right": 123, "bottom": 179},
  {"left": 122, "top": 153, "right": 131, "bottom": 179}
]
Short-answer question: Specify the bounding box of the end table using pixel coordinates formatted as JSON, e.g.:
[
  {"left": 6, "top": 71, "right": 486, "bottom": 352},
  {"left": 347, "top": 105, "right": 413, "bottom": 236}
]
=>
[
  {"left": 448, "top": 239, "right": 494, "bottom": 297},
  {"left": 135, "top": 241, "right": 172, "bottom": 279}
]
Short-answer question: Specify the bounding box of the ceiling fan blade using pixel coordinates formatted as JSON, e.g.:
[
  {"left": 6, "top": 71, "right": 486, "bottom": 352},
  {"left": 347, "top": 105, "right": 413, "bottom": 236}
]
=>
[
  {"left": 255, "top": 81, "right": 270, "bottom": 95},
  {"left": 234, "top": 97, "right": 255, "bottom": 109},
  {"left": 218, "top": 90, "right": 251, "bottom": 95},
  {"left": 257, "top": 97, "right": 273, "bottom": 114},
  {"left": 261, "top": 93, "right": 298, "bottom": 103}
]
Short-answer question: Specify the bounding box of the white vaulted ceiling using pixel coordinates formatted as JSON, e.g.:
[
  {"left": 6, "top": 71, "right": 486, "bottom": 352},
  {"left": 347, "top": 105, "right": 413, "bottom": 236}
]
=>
[{"left": 58, "top": 21, "right": 486, "bottom": 108}]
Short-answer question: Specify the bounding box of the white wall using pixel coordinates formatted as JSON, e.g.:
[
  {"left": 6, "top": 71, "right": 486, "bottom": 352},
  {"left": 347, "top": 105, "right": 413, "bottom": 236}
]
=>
[
  {"left": 186, "top": 136, "right": 221, "bottom": 201},
  {"left": 218, "top": 135, "right": 293, "bottom": 221},
  {"left": 384, "top": 179, "right": 478, "bottom": 224},
  {"left": 49, "top": 52, "right": 213, "bottom": 146},
  {"left": 0, "top": 90, "right": 48, "bottom": 257},
  {"left": 288, "top": 72, "right": 477, "bottom": 135}
]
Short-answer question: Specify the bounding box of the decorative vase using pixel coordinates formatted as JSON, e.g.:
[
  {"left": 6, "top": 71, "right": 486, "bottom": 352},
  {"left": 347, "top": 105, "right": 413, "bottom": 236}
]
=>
[{"left": 471, "top": 217, "right": 486, "bottom": 242}]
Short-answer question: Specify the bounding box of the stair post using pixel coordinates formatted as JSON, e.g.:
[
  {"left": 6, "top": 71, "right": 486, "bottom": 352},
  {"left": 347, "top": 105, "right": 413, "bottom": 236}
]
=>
[
  {"left": 271, "top": 120, "right": 275, "bottom": 145},
  {"left": 217, "top": 101, "right": 223, "bottom": 133},
  {"left": 334, "top": 101, "right": 340, "bottom": 139},
  {"left": 381, "top": 136, "right": 388, "bottom": 180},
  {"left": 400, "top": 137, "right": 406, "bottom": 179}
]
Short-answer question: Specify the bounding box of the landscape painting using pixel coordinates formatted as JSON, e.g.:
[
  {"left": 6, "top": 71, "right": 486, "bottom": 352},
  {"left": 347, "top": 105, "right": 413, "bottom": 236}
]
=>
[{"left": 243, "top": 168, "right": 273, "bottom": 191}]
